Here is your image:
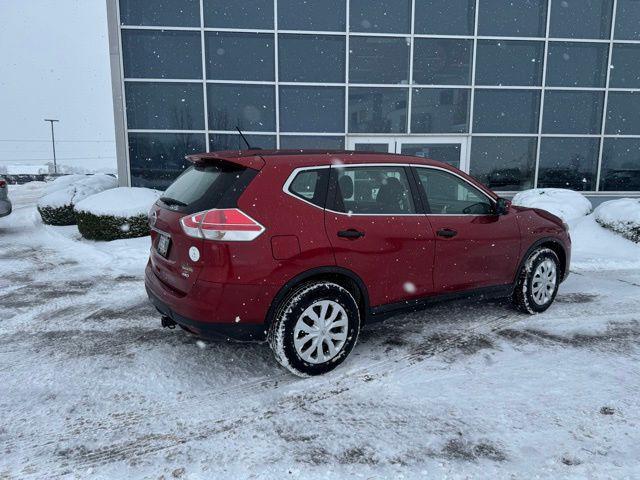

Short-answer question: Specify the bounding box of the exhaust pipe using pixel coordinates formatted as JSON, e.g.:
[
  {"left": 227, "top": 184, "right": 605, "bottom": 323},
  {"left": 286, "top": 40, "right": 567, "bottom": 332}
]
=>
[{"left": 161, "top": 315, "right": 177, "bottom": 329}]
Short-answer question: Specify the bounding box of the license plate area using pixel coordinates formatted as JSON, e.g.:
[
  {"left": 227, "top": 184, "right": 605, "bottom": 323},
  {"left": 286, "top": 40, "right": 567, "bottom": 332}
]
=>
[{"left": 157, "top": 233, "right": 171, "bottom": 258}]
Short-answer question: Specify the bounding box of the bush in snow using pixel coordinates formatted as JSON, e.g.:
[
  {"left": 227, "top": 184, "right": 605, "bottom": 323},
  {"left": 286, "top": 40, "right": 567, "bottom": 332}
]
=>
[
  {"left": 511, "top": 188, "right": 592, "bottom": 223},
  {"left": 74, "top": 187, "right": 161, "bottom": 241},
  {"left": 594, "top": 198, "right": 640, "bottom": 243},
  {"left": 37, "top": 174, "right": 118, "bottom": 225}
]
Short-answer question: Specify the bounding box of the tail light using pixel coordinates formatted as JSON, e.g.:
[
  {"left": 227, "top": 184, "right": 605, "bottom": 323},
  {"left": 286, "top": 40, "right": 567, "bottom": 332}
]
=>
[
  {"left": 0, "top": 180, "right": 6, "bottom": 188},
  {"left": 180, "top": 208, "right": 265, "bottom": 241}
]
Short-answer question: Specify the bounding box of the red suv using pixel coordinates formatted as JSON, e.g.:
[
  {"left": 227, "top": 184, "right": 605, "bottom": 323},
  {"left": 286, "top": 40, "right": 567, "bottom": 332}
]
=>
[{"left": 146, "top": 150, "right": 570, "bottom": 376}]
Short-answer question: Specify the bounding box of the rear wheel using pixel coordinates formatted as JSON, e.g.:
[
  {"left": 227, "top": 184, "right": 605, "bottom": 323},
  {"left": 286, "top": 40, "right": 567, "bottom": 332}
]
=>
[
  {"left": 513, "top": 247, "right": 560, "bottom": 314},
  {"left": 268, "top": 281, "right": 360, "bottom": 377}
]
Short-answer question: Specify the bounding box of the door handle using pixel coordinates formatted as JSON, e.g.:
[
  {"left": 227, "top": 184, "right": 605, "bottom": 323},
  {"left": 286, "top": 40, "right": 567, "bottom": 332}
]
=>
[
  {"left": 436, "top": 228, "right": 458, "bottom": 238},
  {"left": 338, "top": 229, "right": 365, "bottom": 239}
]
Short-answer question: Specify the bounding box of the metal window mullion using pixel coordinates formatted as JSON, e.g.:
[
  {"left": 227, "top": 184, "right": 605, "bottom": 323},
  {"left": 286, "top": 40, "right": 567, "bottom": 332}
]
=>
[
  {"left": 466, "top": 0, "right": 480, "bottom": 173},
  {"left": 407, "top": 0, "right": 416, "bottom": 136},
  {"left": 533, "top": 0, "right": 553, "bottom": 188},
  {"left": 274, "top": 0, "right": 280, "bottom": 148},
  {"left": 596, "top": 0, "right": 618, "bottom": 192},
  {"left": 344, "top": 0, "right": 350, "bottom": 140},
  {"left": 199, "top": 0, "right": 210, "bottom": 152},
  {"left": 112, "top": 0, "right": 132, "bottom": 186}
]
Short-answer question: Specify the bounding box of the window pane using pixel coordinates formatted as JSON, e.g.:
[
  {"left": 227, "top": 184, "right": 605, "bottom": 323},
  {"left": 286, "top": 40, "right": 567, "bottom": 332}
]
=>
[
  {"left": 473, "top": 90, "right": 540, "bottom": 134},
  {"left": 210, "top": 134, "right": 276, "bottom": 151},
  {"left": 335, "top": 167, "right": 415, "bottom": 214},
  {"left": 349, "top": 37, "right": 409, "bottom": 84},
  {"left": 119, "top": 0, "right": 200, "bottom": 27},
  {"left": 549, "top": 0, "right": 613, "bottom": 39},
  {"left": 280, "top": 136, "right": 345, "bottom": 149},
  {"left": 122, "top": 30, "right": 201, "bottom": 79},
  {"left": 205, "top": 32, "right": 274, "bottom": 81},
  {"left": 348, "top": 88, "right": 408, "bottom": 133},
  {"left": 279, "top": 35, "right": 345, "bottom": 83},
  {"left": 542, "top": 91, "right": 604, "bottom": 134},
  {"left": 279, "top": 86, "right": 345, "bottom": 133},
  {"left": 414, "top": 0, "right": 475, "bottom": 35},
  {"left": 402, "top": 144, "right": 461, "bottom": 169},
  {"left": 125, "top": 82, "right": 204, "bottom": 130},
  {"left": 470, "top": 137, "right": 536, "bottom": 191},
  {"left": 478, "top": 0, "right": 547, "bottom": 37},
  {"left": 475, "top": 40, "right": 543, "bottom": 86},
  {"left": 600, "top": 139, "right": 640, "bottom": 191},
  {"left": 546, "top": 42, "right": 608, "bottom": 87},
  {"left": 412, "top": 39, "right": 472, "bottom": 86},
  {"left": 128, "top": 132, "right": 206, "bottom": 189},
  {"left": 353, "top": 143, "right": 390, "bottom": 152},
  {"left": 203, "top": 0, "right": 273, "bottom": 29},
  {"left": 610, "top": 44, "right": 640, "bottom": 88},
  {"left": 278, "top": 0, "right": 345, "bottom": 31},
  {"left": 411, "top": 88, "right": 470, "bottom": 133},
  {"left": 349, "top": 0, "right": 410, "bottom": 33},
  {"left": 538, "top": 138, "right": 600, "bottom": 191},
  {"left": 606, "top": 92, "right": 640, "bottom": 135},
  {"left": 289, "top": 169, "right": 330, "bottom": 207},
  {"left": 615, "top": 0, "right": 640, "bottom": 40},
  {"left": 416, "top": 168, "right": 493, "bottom": 215},
  {"left": 207, "top": 84, "right": 275, "bottom": 131}
]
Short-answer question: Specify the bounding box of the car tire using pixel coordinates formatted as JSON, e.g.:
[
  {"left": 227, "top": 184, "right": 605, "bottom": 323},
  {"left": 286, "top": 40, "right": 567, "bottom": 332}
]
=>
[
  {"left": 513, "top": 247, "right": 561, "bottom": 314},
  {"left": 268, "top": 281, "right": 360, "bottom": 377}
]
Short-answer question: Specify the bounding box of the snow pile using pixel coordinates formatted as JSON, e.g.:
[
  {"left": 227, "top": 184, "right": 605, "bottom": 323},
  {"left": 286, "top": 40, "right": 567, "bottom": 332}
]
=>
[
  {"left": 512, "top": 188, "right": 592, "bottom": 223},
  {"left": 43, "top": 174, "right": 88, "bottom": 195},
  {"left": 593, "top": 198, "right": 640, "bottom": 243}
]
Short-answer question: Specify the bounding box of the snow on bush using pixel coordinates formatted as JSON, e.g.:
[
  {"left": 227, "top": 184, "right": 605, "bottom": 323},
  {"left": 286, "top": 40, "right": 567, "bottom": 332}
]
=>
[
  {"left": 594, "top": 198, "right": 640, "bottom": 243},
  {"left": 511, "top": 188, "right": 592, "bottom": 223},
  {"left": 37, "top": 174, "right": 117, "bottom": 225},
  {"left": 74, "top": 187, "right": 161, "bottom": 241}
]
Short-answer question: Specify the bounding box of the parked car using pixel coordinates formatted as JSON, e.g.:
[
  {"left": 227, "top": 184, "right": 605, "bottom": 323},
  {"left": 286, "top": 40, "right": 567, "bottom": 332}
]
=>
[
  {"left": 0, "top": 177, "right": 12, "bottom": 217},
  {"left": 146, "top": 150, "right": 571, "bottom": 376}
]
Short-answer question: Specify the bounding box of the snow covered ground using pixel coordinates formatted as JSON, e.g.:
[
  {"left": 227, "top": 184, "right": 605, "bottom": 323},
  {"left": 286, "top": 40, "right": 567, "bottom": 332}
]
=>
[{"left": 1, "top": 183, "right": 640, "bottom": 479}]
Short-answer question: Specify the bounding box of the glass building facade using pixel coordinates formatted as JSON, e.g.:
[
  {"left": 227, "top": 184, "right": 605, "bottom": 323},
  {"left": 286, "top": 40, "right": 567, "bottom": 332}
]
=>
[{"left": 108, "top": 0, "right": 640, "bottom": 192}]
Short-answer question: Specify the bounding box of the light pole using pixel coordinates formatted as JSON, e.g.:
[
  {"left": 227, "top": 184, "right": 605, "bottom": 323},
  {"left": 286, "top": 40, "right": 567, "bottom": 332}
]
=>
[{"left": 44, "top": 119, "right": 59, "bottom": 174}]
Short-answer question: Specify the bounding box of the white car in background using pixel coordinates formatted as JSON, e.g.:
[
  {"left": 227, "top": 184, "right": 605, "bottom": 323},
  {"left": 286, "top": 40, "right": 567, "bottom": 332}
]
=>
[{"left": 0, "top": 177, "right": 12, "bottom": 217}]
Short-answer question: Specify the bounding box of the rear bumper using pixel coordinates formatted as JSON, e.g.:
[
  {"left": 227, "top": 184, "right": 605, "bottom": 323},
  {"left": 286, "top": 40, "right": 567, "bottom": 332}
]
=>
[{"left": 0, "top": 200, "right": 11, "bottom": 217}]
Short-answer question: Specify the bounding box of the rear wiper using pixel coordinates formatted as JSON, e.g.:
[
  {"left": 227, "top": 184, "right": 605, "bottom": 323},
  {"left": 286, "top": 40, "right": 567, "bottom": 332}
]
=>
[{"left": 159, "top": 196, "right": 187, "bottom": 207}]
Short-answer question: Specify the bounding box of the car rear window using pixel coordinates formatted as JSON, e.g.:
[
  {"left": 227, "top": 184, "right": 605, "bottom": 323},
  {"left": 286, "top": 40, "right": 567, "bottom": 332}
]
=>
[{"left": 160, "top": 163, "right": 256, "bottom": 213}]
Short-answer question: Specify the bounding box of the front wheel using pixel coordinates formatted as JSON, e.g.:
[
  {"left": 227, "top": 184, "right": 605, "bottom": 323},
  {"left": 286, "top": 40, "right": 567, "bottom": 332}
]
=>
[
  {"left": 513, "top": 247, "right": 560, "bottom": 314},
  {"left": 268, "top": 282, "right": 360, "bottom": 377}
]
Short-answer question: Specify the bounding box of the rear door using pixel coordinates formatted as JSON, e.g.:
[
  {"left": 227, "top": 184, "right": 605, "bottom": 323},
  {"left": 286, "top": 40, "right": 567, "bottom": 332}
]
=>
[{"left": 324, "top": 164, "right": 436, "bottom": 307}]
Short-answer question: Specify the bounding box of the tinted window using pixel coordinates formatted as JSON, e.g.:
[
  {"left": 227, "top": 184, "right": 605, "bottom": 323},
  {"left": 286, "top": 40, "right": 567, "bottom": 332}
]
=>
[
  {"left": 122, "top": 30, "right": 202, "bottom": 79},
  {"left": 334, "top": 166, "right": 415, "bottom": 214},
  {"left": 288, "top": 169, "right": 329, "bottom": 207},
  {"left": 401, "top": 143, "right": 461, "bottom": 169},
  {"left": 119, "top": 0, "right": 200, "bottom": 27},
  {"left": 278, "top": 0, "right": 345, "bottom": 31},
  {"left": 279, "top": 86, "right": 345, "bottom": 133},
  {"left": 210, "top": 134, "right": 276, "bottom": 151},
  {"left": 411, "top": 88, "right": 470, "bottom": 134},
  {"left": 205, "top": 32, "right": 274, "bottom": 81},
  {"left": 278, "top": 35, "right": 345, "bottom": 83},
  {"left": 615, "top": 0, "right": 640, "bottom": 40},
  {"left": 546, "top": 42, "right": 609, "bottom": 87},
  {"left": 600, "top": 139, "right": 640, "bottom": 191},
  {"left": 349, "top": 37, "right": 409, "bottom": 84},
  {"left": 538, "top": 138, "right": 600, "bottom": 191},
  {"left": 412, "top": 39, "right": 472, "bottom": 86},
  {"left": 203, "top": 0, "right": 273, "bottom": 28},
  {"left": 470, "top": 137, "right": 537, "bottom": 191},
  {"left": 415, "top": 0, "right": 475, "bottom": 35},
  {"left": 610, "top": 45, "right": 640, "bottom": 88},
  {"left": 542, "top": 90, "right": 604, "bottom": 134},
  {"left": 473, "top": 90, "right": 540, "bottom": 134},
  {"left": 280, "top": 136, "right": 345, "bottom": 149},
  {"left": 348, "top": 88, "right": 408, "bottom": 133},
  {"left": 549, "top": 0, "right": 613, "bottom": 39},
  {"left": 606, "top": 92, "right": 640, "bottom": 135},
  {"left": 349, "top": 0, "right": 410, "bottom": 33},
  {"left": 478, "top": 0, "right": 547, "bottom": 37},
  {"left": 416, "top": 168, "right": 492, "bottom": 215},
  {"left": 475, "top": 40, "right": 543, "bottom": 86},
  {"left": 125, "top": 82, "right": 204, "bottom": 130},
  {"left": 207, "top": 84, "right": 275, "bottom": 131}
]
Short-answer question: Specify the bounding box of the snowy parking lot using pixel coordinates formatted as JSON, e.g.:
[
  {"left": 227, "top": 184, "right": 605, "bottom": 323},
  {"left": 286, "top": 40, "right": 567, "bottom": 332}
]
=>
[{"left": 1, "top": 183, "right": 640, "bottom": 479}]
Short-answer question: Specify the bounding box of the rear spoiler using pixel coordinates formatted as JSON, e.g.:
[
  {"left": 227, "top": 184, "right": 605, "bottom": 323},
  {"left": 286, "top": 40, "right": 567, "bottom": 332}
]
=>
[{"left": 185, "top": 151, "right": 266, "bottom": 170}]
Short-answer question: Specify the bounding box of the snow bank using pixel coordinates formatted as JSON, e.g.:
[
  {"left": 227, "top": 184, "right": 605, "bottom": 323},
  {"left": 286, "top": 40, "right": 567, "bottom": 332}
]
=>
[
  {"left": 74, "top": 187, "right": 161, "bottom": 217},
  {"left": 593, "top": 198, "right": 640, "bottom": 243},
  {"left": 43, "top": 174, "right": 88, "bottom": 195},
  {"left": 38, "top": 174, "right": 118, "bottom": 208},
  {"left": 512, "top": 188, "right": 592, "bottom": 223}
]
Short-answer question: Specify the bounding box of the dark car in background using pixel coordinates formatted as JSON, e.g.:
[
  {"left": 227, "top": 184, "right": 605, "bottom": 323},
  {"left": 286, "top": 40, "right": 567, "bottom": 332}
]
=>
[{"left": 0, "top": 178, "right": 11, "bottom": 217}]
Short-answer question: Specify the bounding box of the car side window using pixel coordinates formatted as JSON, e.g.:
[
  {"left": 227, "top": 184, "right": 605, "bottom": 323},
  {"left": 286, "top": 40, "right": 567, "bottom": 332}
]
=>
[
  {"left": 415, "top": 168, "right": 494, "bottom": 215},
  {"left": 288, "top": 168, "right": 329, "bottom": 207},
  {"left": 334, "top": 166, "right": 416, "bottom": 214}
]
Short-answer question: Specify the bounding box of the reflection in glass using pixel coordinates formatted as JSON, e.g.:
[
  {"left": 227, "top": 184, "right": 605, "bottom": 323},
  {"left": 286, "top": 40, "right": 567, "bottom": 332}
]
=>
[
  {"left": 606, "top": 92, "right": 640, "bottom": 135},
  {"left": 279, "top": 86, "right": 345, "bottom": 133},
  {"left": 203, "top": 0, "right": 273, "bottom": 29},
  {"left": 414, "top": 0, "right": 475, "bottom": 35},
  {"left": 353, "top": 143, "right": 390, "bottom": 152},
  {"left": 279, "top": 35, "right": 345, "bottom": 83},
  {"left": 470, "top": 137, "right": 536, "bottom": 191},
  {"left": 207, "top": 84, "right": 275, "bottom": 131},
  {"left": 542, "top": 90, "right": 604, "bottom": 134},
  {"left": 475, "top": 40, "right": 543, "bottom": 86},
  {"left": 473, "top": 90, "right": 540, "bottom": 134},
  {"left": 478, "top": 0, "right": 547, "bottom": 37},
  {"left": 601, "top": 139, "right": 640, "bottom": 191},
  {"left": 401, "top": 144, "right": 461, "bottom": 169},
  {"left": 610, "top": 45, "right": 640, "bottom": 88},
  {"left": 210, "top": 134, "right": 275, "bottom": 151},
  {"left": 278, "top": 0, "right": 345, "bottom": 31},
  {"left": 119, "top": 0, "right": 200, "bottom": 27},
  {"left": 411, "top": 88, "right": 469, "bottom": 133},
  {"left": 205, "top": 32, "right": 274, "bottom": 81},
  {"left": 546, "top": 42, "right": 608, "bottom": 87},
  {"left": 615, "top": 0, "right": 640, "bottom": 40},
  {"left": 538, "top": 138, "right": 599, "bottom": 191},
  {"left": 549, "top": 0, "right": 613, "bottom": 39},
  {"left": 412, "top": 39, "right": 472, "bottom": 85},
  {"left": 349, "top": 37, "right": 410, "bottom": 84},
  {"left": 349, "top": 0, "right": 411, "bottom": 33},
  {"left": 348, "top": 88, "right": 408, "bottom": 133},
  {"left": 280, "top": 136, "right": 345, "bottom": 149}
]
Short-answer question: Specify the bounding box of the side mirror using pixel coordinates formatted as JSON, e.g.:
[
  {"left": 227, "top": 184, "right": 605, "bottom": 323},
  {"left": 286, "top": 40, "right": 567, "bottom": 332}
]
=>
[{"left": 495, "top": 197, "right": 510, "bottom": 215}]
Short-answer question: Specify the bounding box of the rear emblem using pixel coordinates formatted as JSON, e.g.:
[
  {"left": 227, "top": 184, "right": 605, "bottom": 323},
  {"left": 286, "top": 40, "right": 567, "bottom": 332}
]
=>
[{"left": 189, "top": 246, "right": 200, "bottom": 262}]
